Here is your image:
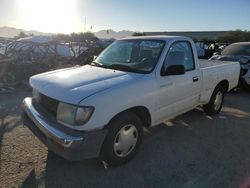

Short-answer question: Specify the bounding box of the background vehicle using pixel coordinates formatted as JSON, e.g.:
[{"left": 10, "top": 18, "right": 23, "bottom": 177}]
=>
[
  {"left": 210, "top": 42, "right": 250, "bottom": 88},
  {"left": 22, "top": 36, "right": 240, "bottom": 165}
]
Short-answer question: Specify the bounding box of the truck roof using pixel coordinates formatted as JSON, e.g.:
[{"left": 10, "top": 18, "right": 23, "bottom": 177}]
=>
[{"left": 119, "top": 35, "right": 191, "bottom": 42}]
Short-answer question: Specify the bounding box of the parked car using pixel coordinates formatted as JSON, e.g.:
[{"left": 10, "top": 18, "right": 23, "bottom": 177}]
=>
[
  {"left": 22, "top": 36, "right": 240, "bottom": 166},
  {"left": 210, "top": 42, "right": 250, "bottom": 88}
]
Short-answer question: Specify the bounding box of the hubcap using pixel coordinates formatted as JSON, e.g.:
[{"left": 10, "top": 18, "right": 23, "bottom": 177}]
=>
[
  {"left": 113, "top": 124, "right": 138, "bottom": 157},
  {"left": 214, "top": 91, "right": 223, "bottom": 111}
]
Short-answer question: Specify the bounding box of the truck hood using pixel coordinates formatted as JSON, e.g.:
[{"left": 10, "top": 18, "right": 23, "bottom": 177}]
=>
[{"left": 30, "top": 65, "right": 144, "bottom": 104}]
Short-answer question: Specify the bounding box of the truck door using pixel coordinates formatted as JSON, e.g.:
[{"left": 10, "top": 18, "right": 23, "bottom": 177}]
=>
[{"left": 156, "top": 41, "right": 201, "bottom": 121}]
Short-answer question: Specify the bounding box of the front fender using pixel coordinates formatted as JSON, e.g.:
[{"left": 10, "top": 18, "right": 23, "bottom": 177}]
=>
[{"left": 77, "top": 75, "right": 158, "bottom": 131}]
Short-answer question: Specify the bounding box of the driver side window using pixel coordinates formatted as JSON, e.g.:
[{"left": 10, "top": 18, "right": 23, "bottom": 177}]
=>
[{"left": 162, "top": 41, "right": 195, "bottom": 72}]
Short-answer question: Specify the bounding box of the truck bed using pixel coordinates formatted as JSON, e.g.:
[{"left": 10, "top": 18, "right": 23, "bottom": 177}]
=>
[
  {"left": 198, "top": 59, "right": 240, "bottom": 104},
  {"left": 199, "top": 59, "right": 237, "bottom": 69}
]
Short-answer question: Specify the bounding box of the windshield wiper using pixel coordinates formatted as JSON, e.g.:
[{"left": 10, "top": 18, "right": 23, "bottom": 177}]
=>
[
  {"left": 90, "top": 62, "right": 141, "bottom": 73},
  {"left": 107, "top": 64, "right": 134, "bottom": 72},
  {"left": 90, "top": 61, "right": 104, "bottom": 67}
]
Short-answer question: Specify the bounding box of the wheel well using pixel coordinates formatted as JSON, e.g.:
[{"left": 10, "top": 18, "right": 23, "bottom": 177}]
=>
[
  {"left": 217, "top": 80, "right": 229, "bottom": 92},
  {"left": 108, "top": 106, "right": 152, "bottom": 128}
]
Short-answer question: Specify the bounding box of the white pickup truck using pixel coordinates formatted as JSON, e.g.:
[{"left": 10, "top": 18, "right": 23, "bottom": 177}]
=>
[{"left": 22, "top": 36, "right": 240, "bottom": 165}]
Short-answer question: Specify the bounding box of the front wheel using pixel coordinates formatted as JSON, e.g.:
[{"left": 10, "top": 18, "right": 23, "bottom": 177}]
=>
[
  {"left": 100, "top": 112, "right": 143, "bottom": 166},
  {"left": 203, "top": 85, "right": 225, "bottom": 115}
]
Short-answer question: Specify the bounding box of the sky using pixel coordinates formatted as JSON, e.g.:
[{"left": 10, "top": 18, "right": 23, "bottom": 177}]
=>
[{"left": 0, "top": 0, "right": 249, "bottom": 33}]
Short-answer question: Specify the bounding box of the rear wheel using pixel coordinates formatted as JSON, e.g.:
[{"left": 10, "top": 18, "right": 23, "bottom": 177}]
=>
[
  {"left": 203, "top": 85, "right": 225, "bottom": 115},
  {"left": 101, "top": 112, "right": 143, "bottom": 166}
]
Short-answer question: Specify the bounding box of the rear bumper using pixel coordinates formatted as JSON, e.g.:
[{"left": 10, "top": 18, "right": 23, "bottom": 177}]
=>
[{"left": 22, "top": 97, "right": 107, "bottom": 160}]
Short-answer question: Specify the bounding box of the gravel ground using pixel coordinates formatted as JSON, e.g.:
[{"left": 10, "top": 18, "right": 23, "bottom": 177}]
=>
[{"left": 0, "top": 88, "right": 250, "bottom": 188}]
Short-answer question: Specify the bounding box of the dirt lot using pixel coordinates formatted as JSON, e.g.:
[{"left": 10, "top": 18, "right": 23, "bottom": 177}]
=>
[{"left": 0, "top": 88, "right": 250, "bottom": 188}]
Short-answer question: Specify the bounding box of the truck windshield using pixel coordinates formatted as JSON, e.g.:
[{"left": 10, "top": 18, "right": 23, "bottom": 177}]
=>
[{"left": 92, "top": 39, "right": 165, "bottom": 73}]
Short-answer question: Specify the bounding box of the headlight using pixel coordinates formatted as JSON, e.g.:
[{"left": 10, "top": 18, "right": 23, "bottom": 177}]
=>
[
  {"left": 75, "top": 106, "right": 94, "bottom": 125},
  {"left": 57, "top": 102, "right": 94, "bottom": 126}
]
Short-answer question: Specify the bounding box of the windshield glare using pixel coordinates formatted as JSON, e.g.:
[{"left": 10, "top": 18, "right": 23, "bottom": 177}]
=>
[
  {"left": 94, "top": 39, "right": 165, "bottom": 73},
  {"left": 222, "top": 43, "right": 250, "bottom": 56}
]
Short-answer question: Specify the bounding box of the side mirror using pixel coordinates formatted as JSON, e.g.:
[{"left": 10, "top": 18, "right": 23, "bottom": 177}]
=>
[
  {"left": 162, "top": 65, "right": 185, "bottom": 76},
  {"left": 93, "top": 56, "right": 97, "bottom": 61}
]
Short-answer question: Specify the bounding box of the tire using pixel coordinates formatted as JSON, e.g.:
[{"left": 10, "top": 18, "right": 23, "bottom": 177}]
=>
[
  {"left": 101, "top": 112, "right": 143, "bottom": 166},
  {"left": 203, "top": 85, "right": 225, "bottom": 115}
]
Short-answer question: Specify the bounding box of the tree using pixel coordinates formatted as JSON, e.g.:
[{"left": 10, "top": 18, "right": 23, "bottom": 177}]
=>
[
  {"left": 132, "top": 32, "right": 147, "bottom": 36},
  {"left": 82, "top": 32, "right": 96, "bottom": 39},
  {"left": 15, "top": 31, "right": 28, "bottom": 39},
  {"left": 217, "top": 30, "right": 250, "bottom": 43},
  {"left": 52, "top": 32, "right": 99, "bottom": 42}
]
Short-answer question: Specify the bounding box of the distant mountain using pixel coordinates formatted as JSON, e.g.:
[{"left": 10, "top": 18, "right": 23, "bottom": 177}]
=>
[
  {"left": 0, "top": 26, "right": 134, "bottom": 39},
  {"left": 0, "top": 26, "right": 230, "bottom": 41},
  {"left": 94, "top": 30, "right": 133, "bottom": 39},
  {"left": 0, "top": 26, "right": 49, "bottom": 38}
]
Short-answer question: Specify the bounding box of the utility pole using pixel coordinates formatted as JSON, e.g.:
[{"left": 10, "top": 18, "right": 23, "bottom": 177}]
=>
[{"left": 84, "top": 17, "right": 86, "bottom": 33}]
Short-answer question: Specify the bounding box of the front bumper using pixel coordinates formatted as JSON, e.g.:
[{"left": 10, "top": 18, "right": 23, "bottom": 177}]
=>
[{"left": 22, "top": 97, "right": 107, "bottom": 160}]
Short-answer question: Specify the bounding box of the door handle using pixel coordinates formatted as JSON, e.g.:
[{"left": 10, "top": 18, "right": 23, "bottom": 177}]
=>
[
  {"left": 160, "top": 83, "right": 173, "bottom": 88},
  {"left": 192, "top": 76, "right": 199, "bottom": 82}
]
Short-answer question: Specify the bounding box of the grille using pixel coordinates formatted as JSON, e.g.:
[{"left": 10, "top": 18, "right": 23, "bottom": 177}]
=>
[{"left": 36, "top": 93, "right": 59, "bottom": 117}]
